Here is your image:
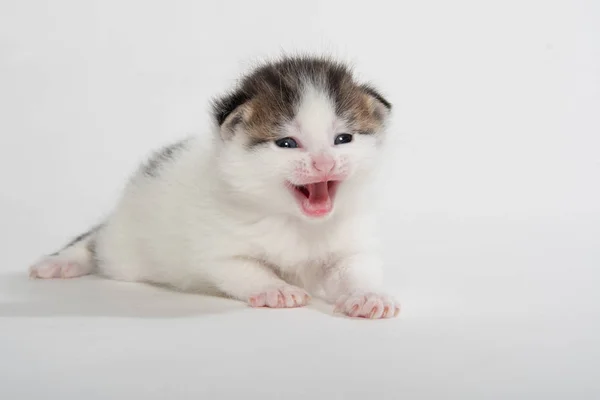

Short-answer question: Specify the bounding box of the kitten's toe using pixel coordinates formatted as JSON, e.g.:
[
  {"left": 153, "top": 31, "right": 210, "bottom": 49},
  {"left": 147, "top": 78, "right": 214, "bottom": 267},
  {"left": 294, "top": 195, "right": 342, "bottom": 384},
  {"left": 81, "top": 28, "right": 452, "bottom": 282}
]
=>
[
  {"left": 248, "top": 286, "right": 310, "bottom": 308},
  {"left": 334, "top": 292, "right": 400, "bottom": 319}
]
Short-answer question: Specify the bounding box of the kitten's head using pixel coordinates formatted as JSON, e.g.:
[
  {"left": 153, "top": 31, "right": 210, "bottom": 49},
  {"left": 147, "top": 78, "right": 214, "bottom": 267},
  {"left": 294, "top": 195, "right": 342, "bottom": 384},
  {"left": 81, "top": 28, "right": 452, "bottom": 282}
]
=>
[{"left": 212, "top": 56, "right": 391, "bottom": 220}]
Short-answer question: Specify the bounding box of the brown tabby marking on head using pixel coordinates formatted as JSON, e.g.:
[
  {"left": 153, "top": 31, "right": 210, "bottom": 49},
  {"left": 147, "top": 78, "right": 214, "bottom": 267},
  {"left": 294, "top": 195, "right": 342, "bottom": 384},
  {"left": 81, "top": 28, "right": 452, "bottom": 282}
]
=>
[{"left": 213, "top": 56, "right": 391, "bottom": 144}]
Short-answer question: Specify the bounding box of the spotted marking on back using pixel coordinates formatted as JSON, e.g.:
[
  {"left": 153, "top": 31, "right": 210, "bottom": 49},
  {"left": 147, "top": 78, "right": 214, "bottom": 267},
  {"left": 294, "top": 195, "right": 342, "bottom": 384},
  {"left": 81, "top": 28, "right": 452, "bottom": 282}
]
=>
[{"left": 143, "top": 138, "right": 191, "bottom": 177}]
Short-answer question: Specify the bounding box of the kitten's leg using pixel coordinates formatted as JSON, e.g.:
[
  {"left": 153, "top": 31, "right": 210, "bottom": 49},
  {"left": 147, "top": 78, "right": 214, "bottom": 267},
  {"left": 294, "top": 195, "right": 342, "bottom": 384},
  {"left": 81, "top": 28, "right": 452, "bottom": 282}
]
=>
[
  {"left": 321, "top": 253, "right": 400, "bottom": 319},
  {"left": 29, "top": 253, "right": 93, "bottom": 279},
  {"left": 29, "top": 228, "right": 99, "bottom": 279},
  {"left": 211, "top": 258, "right": 310, "bottom": 308}
]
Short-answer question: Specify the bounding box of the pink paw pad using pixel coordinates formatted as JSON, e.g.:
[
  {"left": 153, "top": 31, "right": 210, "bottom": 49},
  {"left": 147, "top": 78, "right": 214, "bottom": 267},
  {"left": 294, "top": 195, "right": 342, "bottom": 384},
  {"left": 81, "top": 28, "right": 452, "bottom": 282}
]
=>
[
  {"left": 334, "top": 292, "right": 400, "bottom": 319},
  {"left": 29, "top": 257, "right": 88, "bottom": 279},
  {"left": 248, "top": 286, "right": 310, "bottom": 308}
]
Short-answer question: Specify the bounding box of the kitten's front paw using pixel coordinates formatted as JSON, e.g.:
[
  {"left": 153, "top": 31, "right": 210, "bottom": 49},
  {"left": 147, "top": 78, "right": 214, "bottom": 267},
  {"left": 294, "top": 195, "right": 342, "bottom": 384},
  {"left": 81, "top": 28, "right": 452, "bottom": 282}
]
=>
[
  {"left": 334, "top": 292, "right": 400, "bottom": 319},
  {"left": 248, "top": 286, "right": 310, "bottom": 308}
]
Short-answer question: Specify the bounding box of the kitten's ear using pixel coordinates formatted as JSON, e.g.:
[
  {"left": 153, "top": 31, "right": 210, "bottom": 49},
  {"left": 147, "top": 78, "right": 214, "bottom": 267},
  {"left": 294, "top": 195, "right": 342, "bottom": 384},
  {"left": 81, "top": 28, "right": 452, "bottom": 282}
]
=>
[
  {"left": 360, "top": 84, "right": 392, "bottom": 122},
  {"left": 212, "top": 91, "right": 252, "bottom": 141},
  {"left": 219, "top": 105, "right": 247, "bottom": 141}
]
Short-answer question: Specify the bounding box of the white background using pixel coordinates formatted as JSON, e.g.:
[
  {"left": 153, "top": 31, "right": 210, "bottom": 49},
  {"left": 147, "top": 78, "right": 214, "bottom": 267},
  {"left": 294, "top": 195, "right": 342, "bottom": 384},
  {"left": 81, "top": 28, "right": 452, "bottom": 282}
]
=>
[{"left": 1, "top": 0, "right": 599, "bottom": 399}]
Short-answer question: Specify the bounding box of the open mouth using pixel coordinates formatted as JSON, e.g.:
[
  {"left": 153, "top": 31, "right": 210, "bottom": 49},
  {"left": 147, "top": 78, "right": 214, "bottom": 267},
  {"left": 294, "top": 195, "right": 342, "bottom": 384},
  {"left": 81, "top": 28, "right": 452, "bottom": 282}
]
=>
[{"left": 288, "top": 180, "right": 340, "bottom": 218}]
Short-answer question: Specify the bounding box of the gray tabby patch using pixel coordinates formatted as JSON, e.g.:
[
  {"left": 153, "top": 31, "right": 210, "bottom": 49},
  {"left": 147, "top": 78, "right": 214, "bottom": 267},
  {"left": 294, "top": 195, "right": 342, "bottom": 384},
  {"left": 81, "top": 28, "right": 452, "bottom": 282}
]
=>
[{"left": 143, "top": 139, "right": 191, "bottom": 178}]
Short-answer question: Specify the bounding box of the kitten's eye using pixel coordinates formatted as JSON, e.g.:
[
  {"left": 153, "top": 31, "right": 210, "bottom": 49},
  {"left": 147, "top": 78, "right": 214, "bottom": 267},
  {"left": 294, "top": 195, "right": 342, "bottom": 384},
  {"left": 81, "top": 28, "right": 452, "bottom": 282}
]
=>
[
  {"left": 334, "top": 133, "right": 353, "bottom": 145},
  {"left": 274, "top": 137, "right": 299, "bottom": 149}
]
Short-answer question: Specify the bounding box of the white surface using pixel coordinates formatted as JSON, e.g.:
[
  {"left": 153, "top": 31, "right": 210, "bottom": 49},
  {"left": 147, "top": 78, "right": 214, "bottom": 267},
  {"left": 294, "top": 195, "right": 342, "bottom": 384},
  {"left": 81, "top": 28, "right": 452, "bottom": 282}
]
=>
[{"left": 1, "top": 1, "right": 599, "bottom": 399}]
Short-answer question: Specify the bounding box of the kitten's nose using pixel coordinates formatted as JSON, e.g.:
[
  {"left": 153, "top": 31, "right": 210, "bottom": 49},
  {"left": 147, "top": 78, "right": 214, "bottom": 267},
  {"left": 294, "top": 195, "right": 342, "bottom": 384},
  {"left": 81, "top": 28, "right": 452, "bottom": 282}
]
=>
[{"left": 312, "top": 153, "right": 336, "bottom": 174}]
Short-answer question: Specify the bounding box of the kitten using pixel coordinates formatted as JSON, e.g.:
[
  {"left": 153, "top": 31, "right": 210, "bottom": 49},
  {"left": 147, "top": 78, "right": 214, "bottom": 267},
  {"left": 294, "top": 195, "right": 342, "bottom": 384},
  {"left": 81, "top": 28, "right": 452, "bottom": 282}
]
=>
[{"left": 29, "top": 56, "right": 400, "bottom": 319}]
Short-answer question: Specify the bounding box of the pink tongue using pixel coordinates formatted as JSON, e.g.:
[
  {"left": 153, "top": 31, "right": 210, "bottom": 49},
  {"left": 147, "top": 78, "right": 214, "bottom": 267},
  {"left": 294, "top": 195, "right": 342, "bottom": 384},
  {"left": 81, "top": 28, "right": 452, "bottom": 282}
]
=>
[{"left": 307, "top": 182, "right": 330, "bottom": 205}]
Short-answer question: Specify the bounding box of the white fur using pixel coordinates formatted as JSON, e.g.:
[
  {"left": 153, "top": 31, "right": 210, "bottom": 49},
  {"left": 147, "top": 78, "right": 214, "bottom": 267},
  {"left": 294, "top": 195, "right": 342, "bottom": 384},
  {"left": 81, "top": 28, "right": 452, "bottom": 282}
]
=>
[{"left": 30, "top": 84, "right": 400, "bottom": 318}]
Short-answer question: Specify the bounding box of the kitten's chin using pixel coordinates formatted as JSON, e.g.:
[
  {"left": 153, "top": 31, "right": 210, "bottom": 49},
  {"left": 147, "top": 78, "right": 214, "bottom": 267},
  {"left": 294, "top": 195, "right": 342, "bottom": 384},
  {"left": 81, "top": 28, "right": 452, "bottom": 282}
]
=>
[{"left": 287, "top": 180, "right": 340, "bottom": 219}]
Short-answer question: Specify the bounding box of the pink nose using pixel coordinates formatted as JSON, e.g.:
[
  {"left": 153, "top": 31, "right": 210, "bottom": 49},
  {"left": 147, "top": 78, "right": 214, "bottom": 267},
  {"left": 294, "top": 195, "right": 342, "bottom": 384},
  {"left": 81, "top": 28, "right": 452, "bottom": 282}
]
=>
[{"left": 312, "top": 153, "right": 336, "bottom": 174}]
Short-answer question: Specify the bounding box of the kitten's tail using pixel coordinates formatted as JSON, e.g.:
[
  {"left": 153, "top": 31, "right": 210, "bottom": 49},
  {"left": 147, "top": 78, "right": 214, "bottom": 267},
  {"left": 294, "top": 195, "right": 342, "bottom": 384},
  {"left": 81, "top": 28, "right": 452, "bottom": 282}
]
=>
[{"left": 29, "top": 224, "right": 102, "bottom": 279}]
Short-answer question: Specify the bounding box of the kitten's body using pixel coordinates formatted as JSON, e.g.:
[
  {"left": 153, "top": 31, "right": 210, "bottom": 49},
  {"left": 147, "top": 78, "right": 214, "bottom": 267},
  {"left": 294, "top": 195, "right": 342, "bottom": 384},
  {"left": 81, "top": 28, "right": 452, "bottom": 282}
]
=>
[{"left": 30, "top": 56, "right": 400, "bottom": 318}]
